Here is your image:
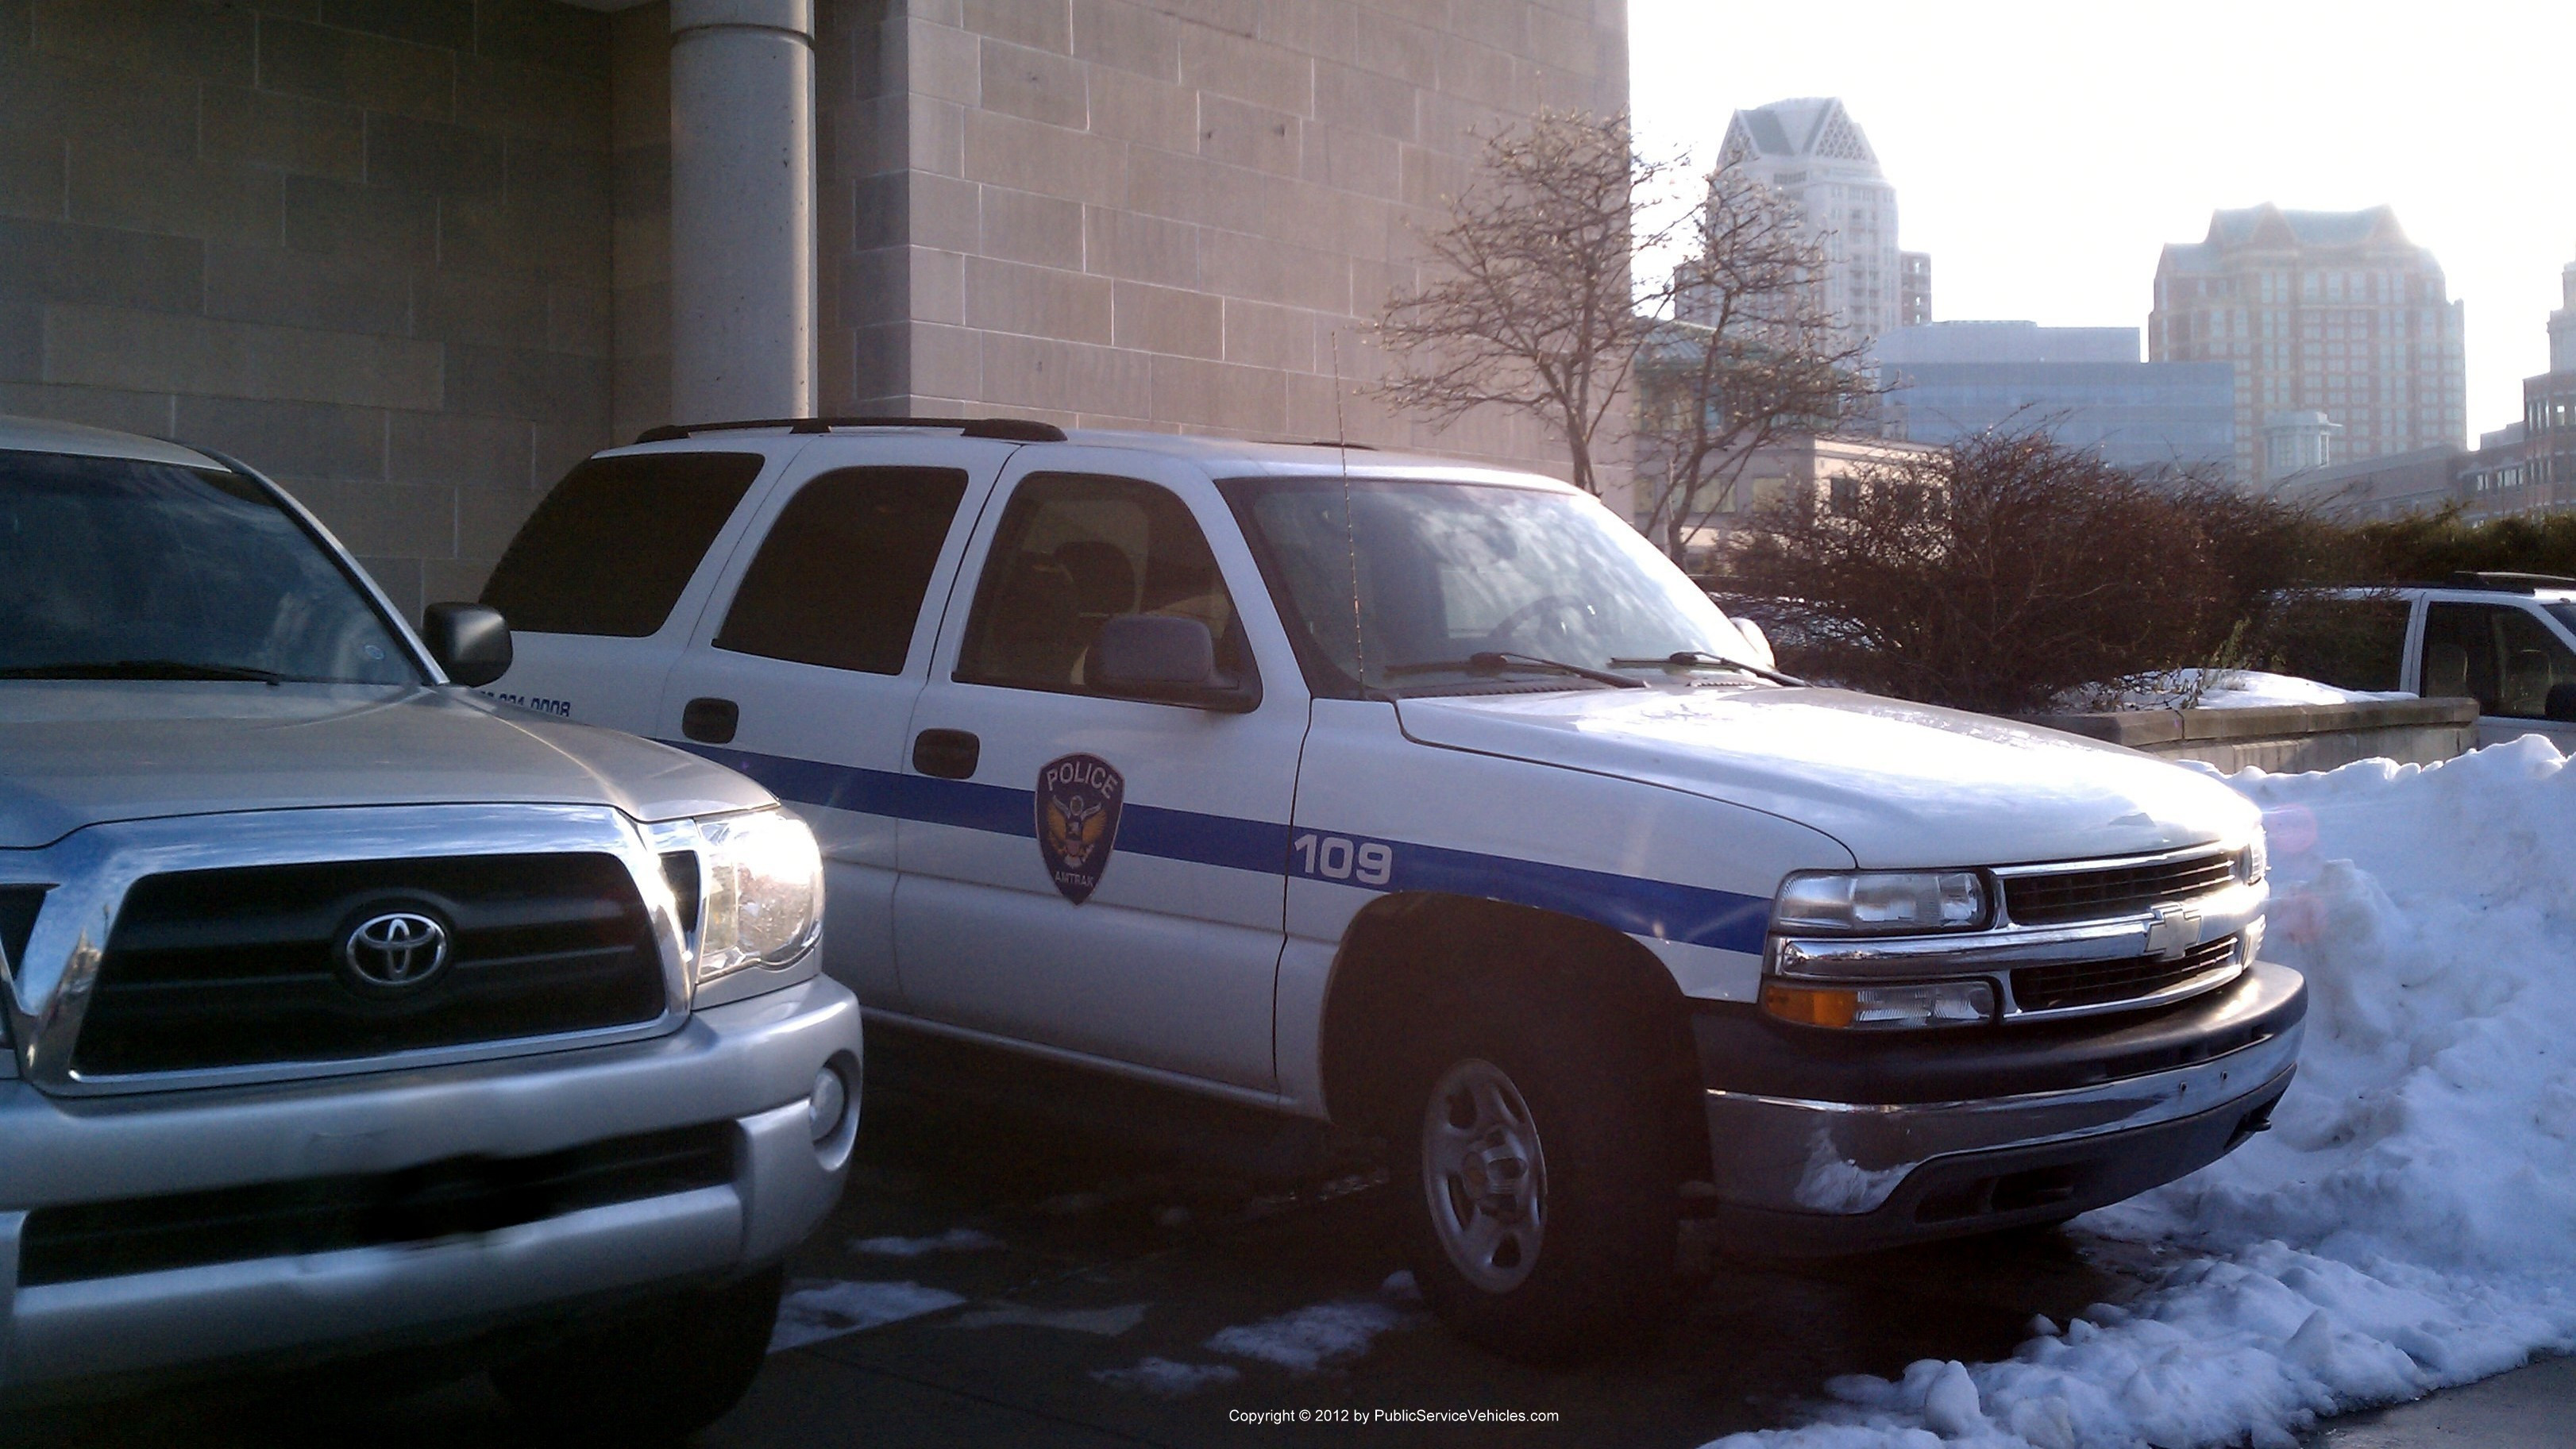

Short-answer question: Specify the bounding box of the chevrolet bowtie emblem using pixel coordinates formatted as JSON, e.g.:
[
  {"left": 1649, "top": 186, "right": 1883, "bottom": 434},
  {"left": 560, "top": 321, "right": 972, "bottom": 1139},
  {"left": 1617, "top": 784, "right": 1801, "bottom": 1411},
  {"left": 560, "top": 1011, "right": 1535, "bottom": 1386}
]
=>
[{"left": 2143, "top": 904, "right": 2200, "bottom": 961}]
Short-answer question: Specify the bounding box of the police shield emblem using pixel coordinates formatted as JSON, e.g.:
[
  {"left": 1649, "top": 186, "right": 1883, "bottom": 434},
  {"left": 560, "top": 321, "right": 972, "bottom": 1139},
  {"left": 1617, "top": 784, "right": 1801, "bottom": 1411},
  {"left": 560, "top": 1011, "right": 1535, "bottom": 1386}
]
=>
[{"left": 1037, "top": 753, "right": 1124, "bottom": 904}]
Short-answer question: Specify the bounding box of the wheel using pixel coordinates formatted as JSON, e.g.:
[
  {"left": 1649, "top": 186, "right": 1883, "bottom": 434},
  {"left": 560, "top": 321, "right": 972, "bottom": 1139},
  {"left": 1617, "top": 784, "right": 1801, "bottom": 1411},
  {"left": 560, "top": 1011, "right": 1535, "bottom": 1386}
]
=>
[
  {"left": 490, "top": 1266, "right": 783, "bottom": 1442},
  {"left": 1396, "top": 1004, "right": 1678, "bottom": 1363}
]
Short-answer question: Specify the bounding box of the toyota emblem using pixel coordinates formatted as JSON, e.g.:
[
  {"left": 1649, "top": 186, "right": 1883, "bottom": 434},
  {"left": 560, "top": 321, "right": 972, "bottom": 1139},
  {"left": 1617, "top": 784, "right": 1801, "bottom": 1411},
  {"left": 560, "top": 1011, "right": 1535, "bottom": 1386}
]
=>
[{"left": 341, "top": 911, "right": 451, "bottom": 988}]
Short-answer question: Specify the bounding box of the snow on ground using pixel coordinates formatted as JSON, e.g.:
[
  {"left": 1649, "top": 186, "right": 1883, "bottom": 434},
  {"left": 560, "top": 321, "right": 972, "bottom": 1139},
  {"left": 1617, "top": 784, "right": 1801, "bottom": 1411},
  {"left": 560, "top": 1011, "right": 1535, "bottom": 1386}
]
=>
[
  {"left": 850, "top": 1226, "right": 1005, "bottom": 1258},
  {"left": 769, "top": 1280, "right": 967, "bottom": 1352},
  {"left": 1707, "top": 735, "right": 2576, "bottom": 1449},
  {"left": 1091, "top": 1357, "right": 1244, "bottom": 1396},
  {"left": 1093, "top": 1277, "right": 1426, "bottom": 1394},
  {"left": 2099, "top": 669, "right": 2415, "bottom": 711}
]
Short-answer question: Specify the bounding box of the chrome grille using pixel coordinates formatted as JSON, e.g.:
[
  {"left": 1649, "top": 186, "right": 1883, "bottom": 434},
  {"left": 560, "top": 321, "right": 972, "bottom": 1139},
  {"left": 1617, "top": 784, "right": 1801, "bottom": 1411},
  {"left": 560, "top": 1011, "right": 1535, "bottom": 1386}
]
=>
[
  {"left": 73, "top": 854, "right": 665, "bottom": 1077},
  {"left": 2000, "top": 850, "right": 2236, "bottom": 926},
  {"left": 2011, "top": 937, "right": 2238, "bottom": 1014}
]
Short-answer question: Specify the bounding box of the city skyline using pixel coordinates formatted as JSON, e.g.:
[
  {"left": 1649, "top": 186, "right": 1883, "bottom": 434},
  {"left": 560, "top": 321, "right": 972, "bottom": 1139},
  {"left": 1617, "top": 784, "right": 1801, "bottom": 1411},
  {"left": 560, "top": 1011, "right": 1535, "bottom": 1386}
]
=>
[{"left": 1631, "top": 0, "right": 2574, "bottom": 436}]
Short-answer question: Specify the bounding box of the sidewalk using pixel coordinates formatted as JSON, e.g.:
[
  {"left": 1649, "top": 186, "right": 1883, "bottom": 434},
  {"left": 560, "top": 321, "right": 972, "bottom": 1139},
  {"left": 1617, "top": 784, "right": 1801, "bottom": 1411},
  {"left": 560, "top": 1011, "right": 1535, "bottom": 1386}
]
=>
[{"left": 2304, "top": 1355, "right": 2574, "bottom": 1447}]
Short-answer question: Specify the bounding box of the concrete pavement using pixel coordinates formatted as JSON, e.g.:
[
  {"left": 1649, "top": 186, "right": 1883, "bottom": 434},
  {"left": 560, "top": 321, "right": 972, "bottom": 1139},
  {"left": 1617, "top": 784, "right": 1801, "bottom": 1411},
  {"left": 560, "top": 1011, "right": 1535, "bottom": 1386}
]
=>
[{"left": 9, "top": 1092, "right": 2565, "bottom": 1447}]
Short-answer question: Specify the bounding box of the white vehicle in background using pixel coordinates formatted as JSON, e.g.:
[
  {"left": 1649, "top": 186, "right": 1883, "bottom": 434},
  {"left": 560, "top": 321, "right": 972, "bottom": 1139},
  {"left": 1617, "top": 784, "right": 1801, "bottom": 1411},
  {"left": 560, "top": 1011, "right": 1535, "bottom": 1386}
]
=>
[
  {"left": 0, "top": 416, "right": 858, "bottom": 1432},
  {"left": 2277, "top": 575, "right": 2576, "bottom": 750},
  {"left": 482, "top": 417, "right": 2304, "bottom": 1362}
]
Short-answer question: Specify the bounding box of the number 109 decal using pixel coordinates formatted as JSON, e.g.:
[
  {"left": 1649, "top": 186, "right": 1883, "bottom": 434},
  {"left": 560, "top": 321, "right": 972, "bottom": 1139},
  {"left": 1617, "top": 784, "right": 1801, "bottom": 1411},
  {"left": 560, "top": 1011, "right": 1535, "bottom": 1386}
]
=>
[{"left": 1291, "top": 833, "right": 1394, "bottom": 886}]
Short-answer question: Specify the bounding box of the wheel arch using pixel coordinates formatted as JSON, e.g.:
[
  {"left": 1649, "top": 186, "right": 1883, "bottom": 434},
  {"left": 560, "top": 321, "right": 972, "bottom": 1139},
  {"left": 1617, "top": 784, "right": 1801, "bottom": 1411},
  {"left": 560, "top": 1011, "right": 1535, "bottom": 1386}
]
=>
[{"left": 1315, "top": 892, "right": 1710, "bottom": 1181}]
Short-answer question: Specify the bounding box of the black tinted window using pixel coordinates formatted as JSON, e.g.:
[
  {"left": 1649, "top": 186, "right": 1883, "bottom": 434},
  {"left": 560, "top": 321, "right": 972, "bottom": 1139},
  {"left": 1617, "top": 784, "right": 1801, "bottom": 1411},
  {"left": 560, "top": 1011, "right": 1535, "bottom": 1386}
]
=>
[
  {"left": 2263, "top": 595, "right": 2410, "bottom": 692},
  {"left": 482, "top": 452, "right": 764, "bottom": 637},
  {"left": 714, "top": 467, "right": 969, "bottom": 674},
  {"left": 0, "top": 449, "right": 415, "bottom": 684},
  {"left": 2422, "top": 602, "right": 2576, "bottom": 719}
]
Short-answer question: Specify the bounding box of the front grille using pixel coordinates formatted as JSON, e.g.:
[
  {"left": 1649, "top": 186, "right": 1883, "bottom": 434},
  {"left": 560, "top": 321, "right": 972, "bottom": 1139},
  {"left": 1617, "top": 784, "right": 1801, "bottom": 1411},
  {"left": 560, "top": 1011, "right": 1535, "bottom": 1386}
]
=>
[
  {"left": 2011, "top": 937, "right": 2238, "bottom": 1014},
  {"left": 72, "top": 854, "right": 665, "bottom": 1077},
  {"left": 17, "top": 1123, "right": 732, "bottom": 1286},
  {"left": 2001, "top": 851, "right": 2237, "bottom": 926}
]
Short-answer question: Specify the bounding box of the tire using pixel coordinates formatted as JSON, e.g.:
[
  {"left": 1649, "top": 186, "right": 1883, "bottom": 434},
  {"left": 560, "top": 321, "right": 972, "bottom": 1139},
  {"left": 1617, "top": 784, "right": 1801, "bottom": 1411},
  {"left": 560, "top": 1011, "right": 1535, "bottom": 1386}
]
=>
[
  {"left": 490, "top": 1266, "right": 783, "bottom": 1442},
  {"left": 1395, "top": 999, "right": 1679, "bottom": 1363}
]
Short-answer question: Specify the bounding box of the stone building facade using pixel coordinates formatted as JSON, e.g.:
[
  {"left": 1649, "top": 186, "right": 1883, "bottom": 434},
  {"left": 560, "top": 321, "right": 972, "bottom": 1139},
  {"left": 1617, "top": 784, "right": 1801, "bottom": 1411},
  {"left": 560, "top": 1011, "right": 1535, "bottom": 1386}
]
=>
[{"left": 0, "top": 0, "right": 1626, "bottom": 616}]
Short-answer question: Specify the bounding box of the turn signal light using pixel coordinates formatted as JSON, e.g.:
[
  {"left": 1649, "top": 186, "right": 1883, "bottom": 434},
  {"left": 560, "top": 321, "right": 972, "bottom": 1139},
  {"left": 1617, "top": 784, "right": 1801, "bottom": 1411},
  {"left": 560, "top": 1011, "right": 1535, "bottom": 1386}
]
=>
[{"left": 1760, "top": 979, "right": 1996, "bottom": 1030}]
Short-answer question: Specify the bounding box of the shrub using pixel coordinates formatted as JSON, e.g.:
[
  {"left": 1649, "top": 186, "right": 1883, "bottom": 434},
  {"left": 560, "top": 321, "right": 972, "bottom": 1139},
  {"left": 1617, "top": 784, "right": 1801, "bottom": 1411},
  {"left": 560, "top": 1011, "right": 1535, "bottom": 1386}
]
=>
[{"left": 1719, "top": 433, "right": 2326, "bottom": 715}]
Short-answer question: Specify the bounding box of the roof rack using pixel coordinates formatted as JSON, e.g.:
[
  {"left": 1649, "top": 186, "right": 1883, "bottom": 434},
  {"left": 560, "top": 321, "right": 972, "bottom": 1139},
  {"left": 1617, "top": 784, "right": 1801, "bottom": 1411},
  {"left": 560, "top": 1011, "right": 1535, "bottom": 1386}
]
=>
[
  {"left": 634, "top": 415, "right": 1068, "bottom": 445},
  {"left": 2444, "top": 571, "right": 2576, "bottom": 593}
]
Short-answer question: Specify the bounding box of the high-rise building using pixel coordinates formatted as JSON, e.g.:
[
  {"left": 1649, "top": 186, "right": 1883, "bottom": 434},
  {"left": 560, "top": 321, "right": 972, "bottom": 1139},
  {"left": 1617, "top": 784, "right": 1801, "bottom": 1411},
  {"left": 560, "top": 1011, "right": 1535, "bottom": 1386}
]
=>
[
  {"left": 2524, "top": 249, "right": 2576, "bottom": 507},
  {"left": 1716, "top": 98, "right": 1904, "bottom": 347},
  {"left": 1899, "top": 252, "right": 1932, "bottom": 327},
  {"left": 1876, "top": 322, "right": 2235, "bottom": 476},
  {"left": 2551, "top": 255, "right": 2576, "bottom": 374},
  {"left": 2150, "top": 204, "right": 2466, "bottom": 488}
]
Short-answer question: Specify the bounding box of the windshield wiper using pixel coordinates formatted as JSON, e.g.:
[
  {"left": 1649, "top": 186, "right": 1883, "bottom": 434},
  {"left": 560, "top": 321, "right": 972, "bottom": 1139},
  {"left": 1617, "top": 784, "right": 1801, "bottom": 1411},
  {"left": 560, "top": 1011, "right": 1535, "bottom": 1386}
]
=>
[
  {"left": 0, "top": 659, "right": 288, "bottom": 684},
  {"left": 1606, "top": 650, "right": 1807, "bottom": 688},
  {"left": 1384, "top": 652, "right": 1645, "bottom": 689}
]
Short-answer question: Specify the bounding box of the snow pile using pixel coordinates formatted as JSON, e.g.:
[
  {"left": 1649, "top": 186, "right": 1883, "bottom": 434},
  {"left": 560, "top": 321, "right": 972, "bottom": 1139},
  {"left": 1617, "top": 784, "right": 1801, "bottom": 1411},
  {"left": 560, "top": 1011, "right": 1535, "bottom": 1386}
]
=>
[
  {"left": 1707, "top": 735, "right": 2576, "bottom": 1448},
  {"left": 2095, "top": 669, "right": 2413, "bottom": 711}
]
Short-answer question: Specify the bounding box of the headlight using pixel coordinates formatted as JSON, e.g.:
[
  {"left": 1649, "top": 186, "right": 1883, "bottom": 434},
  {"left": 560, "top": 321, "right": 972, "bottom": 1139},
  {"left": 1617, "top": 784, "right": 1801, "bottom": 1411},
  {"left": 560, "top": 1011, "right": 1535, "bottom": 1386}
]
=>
[
  {"left": 2235, "top": 836, "right": 2266, "bottom": 884},
  {"left": 688, "top": 808, "right": 823, "bottom": 985},
  {"left": 1772, "top": 870, "right": 1988, "bottom": 935}
]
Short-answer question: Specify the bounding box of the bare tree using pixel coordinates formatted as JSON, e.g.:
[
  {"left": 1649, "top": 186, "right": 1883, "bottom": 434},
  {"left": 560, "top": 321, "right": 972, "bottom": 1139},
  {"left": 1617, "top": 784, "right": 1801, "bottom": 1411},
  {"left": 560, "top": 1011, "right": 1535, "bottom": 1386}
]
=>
[
  {"left": 1371, "top": 110, "right": 1682, "bottom": 498},
  {"left": 1632, "top": 166, "right": 1875, "bottom": 564}
]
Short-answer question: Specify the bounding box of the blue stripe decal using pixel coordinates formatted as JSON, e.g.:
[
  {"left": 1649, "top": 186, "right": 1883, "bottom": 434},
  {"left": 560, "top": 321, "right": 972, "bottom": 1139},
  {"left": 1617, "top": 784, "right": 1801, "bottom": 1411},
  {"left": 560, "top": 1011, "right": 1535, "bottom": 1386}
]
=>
[
  {"left": 1285, "top": 829, "right": 1769, "bottom": 954},
  {"left": 675, "top": 742, "right": 1766, "bottom": 954},
  {"left": 677, "top": 742, "right": 1287, "bottom": 873}
]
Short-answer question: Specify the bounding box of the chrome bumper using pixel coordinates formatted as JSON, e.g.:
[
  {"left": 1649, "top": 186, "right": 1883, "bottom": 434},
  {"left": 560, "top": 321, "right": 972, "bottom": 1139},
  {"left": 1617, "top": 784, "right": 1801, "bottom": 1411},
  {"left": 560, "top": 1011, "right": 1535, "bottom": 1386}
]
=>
[
  {"left": 0, "top": 976, "right": 862, "bottom": 1395},
  {"left": 1699, "top": 961, "right": 2302, "bottom": 1251}
]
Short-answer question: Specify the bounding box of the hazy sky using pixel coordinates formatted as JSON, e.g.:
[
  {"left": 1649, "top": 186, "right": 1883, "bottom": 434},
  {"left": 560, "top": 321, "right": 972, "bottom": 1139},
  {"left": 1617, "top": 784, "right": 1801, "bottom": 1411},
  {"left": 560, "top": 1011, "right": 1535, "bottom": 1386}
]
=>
[{"left": 1630, "top": 0, "right": 2576, "bottom": 437}]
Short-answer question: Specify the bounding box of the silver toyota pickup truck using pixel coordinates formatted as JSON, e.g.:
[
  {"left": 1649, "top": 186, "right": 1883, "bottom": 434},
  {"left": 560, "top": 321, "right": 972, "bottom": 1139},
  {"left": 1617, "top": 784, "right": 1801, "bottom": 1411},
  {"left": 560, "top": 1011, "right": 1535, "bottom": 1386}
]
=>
[{"left": 0, "top": 415, "right": 861, "bottom": 1433}]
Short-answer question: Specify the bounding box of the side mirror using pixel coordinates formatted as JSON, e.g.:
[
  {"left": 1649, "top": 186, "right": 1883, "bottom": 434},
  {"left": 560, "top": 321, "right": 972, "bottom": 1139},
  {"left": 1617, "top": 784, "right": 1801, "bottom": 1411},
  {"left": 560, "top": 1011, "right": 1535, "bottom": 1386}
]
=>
[
  {"left": 1730, "top": 616, "right": 1776, "bottom": 672},
  {"left": 422, "top": 602, "right": 513, "bottom": 688},
  {"left": 2548, "top": 682, "right": 2576, "bottom": 724},
  {"left": 1093, "top": 615, "right": 1258, "bottom": 712}
]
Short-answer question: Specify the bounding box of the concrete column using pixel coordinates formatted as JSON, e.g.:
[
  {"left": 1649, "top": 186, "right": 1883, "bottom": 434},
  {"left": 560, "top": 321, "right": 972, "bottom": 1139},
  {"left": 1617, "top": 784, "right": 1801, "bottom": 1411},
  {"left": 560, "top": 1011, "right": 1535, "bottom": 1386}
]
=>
[{"left": 669, "top": 0, "right": 816, "bottom": 422}]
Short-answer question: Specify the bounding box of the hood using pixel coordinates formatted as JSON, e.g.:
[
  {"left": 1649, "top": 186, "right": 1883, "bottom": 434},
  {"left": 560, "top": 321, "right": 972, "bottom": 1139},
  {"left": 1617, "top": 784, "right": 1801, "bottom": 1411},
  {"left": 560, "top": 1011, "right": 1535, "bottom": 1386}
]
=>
[
  {"left": 1394, "top": 685, "right": 2256, "bottom": 868},
  {"left": 0, "top": 684, "right": 774, "bottom": 850}
]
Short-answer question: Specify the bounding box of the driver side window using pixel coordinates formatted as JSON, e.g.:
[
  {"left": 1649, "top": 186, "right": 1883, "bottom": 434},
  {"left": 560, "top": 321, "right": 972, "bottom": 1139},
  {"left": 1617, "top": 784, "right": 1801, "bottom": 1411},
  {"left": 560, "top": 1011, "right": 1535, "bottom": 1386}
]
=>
[{"left": 954, "top": 473, "right": 1249, "bottom": 696}]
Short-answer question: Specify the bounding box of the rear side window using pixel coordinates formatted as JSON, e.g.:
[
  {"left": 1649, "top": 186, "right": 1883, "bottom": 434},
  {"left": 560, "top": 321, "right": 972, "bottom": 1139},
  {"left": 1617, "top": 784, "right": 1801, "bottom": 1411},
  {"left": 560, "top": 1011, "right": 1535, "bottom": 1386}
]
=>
[
  {"left": 481, "top": 452, "right": 764, "bottom": 637},
  {"left": 714, "top": 467, "right": 970, "bottom": 674},
  {"left": 2262, "top": 595, "right": 2410, "bottom": 692}
]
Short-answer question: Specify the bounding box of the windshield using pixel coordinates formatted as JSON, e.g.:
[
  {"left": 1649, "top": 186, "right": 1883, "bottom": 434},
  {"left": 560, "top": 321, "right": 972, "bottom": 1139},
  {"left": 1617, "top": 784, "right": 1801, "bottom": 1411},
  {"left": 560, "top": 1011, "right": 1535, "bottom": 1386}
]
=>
[
  {"left": 1221, "top": 476, "right": 1751, "bottom": 696},
  {"left": 0, "top": 449, "right": 418, "bottom": 685}
]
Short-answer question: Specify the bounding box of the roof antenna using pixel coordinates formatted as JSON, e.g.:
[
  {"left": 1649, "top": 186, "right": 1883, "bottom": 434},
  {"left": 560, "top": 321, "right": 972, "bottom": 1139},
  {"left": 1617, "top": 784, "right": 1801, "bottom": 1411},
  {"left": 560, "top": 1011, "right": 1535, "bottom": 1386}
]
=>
[{"left": 1331, "top": 330, "right": 1367, "bottom": 696}]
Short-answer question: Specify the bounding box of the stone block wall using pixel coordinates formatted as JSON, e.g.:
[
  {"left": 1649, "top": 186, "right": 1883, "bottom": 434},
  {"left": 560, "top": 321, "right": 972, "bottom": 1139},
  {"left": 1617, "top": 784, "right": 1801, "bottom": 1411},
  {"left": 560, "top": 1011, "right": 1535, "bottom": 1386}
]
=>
[
  {"left": 815, "top": 0, "right": 1629, "bottom": 482},
  {"left": 0, "top": 0, "right": 619, "bottom": 617}
]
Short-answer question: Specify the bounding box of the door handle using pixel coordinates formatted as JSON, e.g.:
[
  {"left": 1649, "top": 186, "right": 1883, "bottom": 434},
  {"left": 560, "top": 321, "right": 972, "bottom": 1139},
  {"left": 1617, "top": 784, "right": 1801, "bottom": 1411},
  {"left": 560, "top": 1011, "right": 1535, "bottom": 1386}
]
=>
[
  {"left": 681, "top": 696, "right": 739, "bottom": 745},
  {"left": 912, "top": 728, "right": 980, "bottom": 780}
]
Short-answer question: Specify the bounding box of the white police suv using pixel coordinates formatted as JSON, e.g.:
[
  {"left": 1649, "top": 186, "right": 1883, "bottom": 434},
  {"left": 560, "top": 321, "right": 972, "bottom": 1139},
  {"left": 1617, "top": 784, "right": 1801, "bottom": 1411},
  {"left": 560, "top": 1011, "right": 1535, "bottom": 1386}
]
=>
[{"left": 480, "top": 417, "right": 2304, "bottom": 1361}]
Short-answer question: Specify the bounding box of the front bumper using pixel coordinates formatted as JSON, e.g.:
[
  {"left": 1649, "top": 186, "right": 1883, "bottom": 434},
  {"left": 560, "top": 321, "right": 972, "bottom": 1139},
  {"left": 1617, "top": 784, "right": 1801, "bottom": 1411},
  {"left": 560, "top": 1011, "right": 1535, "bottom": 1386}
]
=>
[
  {"left": 1693, "top": 960, "right": 2304, "bottom": 1253},
  {"left": 0, "top": 976, "right": 862, "bottom": 1397}
]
